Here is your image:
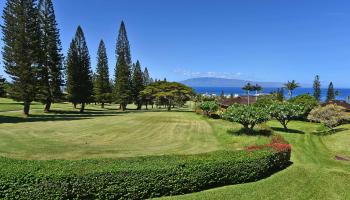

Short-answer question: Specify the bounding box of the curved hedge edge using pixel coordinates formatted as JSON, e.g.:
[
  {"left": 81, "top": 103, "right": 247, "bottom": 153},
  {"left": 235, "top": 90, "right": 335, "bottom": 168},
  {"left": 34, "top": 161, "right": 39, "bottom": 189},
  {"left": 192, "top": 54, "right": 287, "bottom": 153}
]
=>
[{"left": 0, "top": 137, "right": 291, "bottom": 200}]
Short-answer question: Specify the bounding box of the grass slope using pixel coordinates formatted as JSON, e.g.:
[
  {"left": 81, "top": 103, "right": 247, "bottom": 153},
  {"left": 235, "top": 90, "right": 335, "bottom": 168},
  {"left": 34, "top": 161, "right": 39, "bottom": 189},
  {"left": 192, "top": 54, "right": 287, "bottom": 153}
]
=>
[{"left": 160, "top": 121, "right": 350, "bottom": 200}]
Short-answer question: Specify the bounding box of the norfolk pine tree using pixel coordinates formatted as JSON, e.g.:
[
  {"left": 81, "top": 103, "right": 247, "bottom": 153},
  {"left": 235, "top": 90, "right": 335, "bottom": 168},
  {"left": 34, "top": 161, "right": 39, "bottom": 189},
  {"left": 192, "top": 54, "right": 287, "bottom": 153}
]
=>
[
  {"left": 114, "top": 52, "right": 131, "bottom": 111},
  {"left": 2, "top": 0, "right": 42, "bottom": 115},
  {"left": 66, "top": 26, "right": 93, "bottom": 113},
  {"left": 327, "top": 82, "right": 335, "bottom": 102},
  {"left": 114, "top": 21, "right": 132, "bottom": 110},
  {"left": 37, "top": 0, "right": 63, "bottom": 112},
  {"left": 131, "top": 60, "right": 144, "bottom": 109},
  {"left": 143, "top": 67, "right": 151, "bottom": 86},
  {"left": 95, "top": 40, "right": 112, "bottom": 108},
  {"left": 313, "top": 75, "right": 321, "bottom": 102}
]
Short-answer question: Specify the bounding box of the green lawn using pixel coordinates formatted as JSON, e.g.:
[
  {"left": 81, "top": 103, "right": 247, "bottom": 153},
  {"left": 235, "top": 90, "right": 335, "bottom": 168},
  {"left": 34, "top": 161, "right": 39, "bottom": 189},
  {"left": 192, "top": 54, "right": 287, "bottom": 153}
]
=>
[
  {"left": 0, "top": 99, "right": 266, "bottom": 160},
  {"left": 160, "top": 121, "right": 350, "bottom": 200},
  {"left": 0, "top": 98, "right": 349, "bottom": 199}
]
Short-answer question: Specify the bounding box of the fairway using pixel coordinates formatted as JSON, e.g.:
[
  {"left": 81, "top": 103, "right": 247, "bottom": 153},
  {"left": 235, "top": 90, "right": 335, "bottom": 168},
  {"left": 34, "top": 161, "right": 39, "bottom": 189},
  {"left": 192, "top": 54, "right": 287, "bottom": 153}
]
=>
[{"left": 0, "top": 111, "right": 221, "bottom": 159}]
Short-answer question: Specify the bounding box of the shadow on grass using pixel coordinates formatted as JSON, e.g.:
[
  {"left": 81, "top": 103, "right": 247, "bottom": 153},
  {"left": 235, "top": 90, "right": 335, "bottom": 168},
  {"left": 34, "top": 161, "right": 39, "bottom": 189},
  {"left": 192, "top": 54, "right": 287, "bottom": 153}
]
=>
[
  {"left": 313, "top": 127, "right": 348, "bottom": 136},
  {"left": 0, "top": 110, "right": 123, "bottom": 124},
  {"left": 227, "top": 128, "right": 273, "bottom": 137},
  {"left": 271, "top": 127, "right": 305, "bottom": 134}
]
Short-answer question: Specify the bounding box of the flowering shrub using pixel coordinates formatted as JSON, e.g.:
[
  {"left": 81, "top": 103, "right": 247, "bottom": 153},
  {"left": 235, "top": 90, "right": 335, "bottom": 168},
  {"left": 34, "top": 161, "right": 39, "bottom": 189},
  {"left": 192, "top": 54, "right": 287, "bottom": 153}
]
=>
[
  {"left": 224, "top": 104, "right": 270, "bottom": 131},
  {"left": 308, "top": 104, "right": 349, "bottom": 131},
  {"left": 247, "top": 135, "right": 292, "bottom": 156},
  {"left": 269, "top": 102, "right": 305, "bottom": 131}
]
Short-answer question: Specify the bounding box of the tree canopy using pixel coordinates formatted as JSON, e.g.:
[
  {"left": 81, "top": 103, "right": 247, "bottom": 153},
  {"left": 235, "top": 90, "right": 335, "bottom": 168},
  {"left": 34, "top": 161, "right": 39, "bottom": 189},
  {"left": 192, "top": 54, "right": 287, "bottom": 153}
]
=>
[{"left": 140, "top": 81, "right": 194, "bottom": 111}]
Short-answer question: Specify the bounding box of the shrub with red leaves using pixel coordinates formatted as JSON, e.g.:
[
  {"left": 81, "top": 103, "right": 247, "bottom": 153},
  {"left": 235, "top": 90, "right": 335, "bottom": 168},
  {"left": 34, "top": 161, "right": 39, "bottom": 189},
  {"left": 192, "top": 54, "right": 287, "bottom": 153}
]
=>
[{"left": 247, "top": 135, "right": 291, "bottom": 155}]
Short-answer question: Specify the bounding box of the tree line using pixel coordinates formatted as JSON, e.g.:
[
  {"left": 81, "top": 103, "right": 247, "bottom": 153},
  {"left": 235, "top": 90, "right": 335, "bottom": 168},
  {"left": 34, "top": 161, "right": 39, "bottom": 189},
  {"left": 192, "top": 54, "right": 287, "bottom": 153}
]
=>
[
  {"left": 238, "top": 75, "right": 338, "bottom": 103},
  {"left": 1, "top": 0, "right": 161, "bottom": 115}
]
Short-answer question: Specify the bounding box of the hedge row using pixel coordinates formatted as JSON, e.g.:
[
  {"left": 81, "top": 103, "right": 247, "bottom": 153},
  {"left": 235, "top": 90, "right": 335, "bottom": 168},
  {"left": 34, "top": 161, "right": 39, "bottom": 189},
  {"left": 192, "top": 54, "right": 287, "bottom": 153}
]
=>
[{"left": 0, "top": 142, "right": 291, "bottom": 199}]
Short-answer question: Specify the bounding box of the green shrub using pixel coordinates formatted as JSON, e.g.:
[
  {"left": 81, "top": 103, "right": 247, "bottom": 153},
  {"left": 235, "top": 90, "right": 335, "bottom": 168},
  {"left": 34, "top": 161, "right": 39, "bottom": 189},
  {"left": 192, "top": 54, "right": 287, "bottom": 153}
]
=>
[
  {"left": 255, "top": 95, "right": 278, "bottom": 108},
  {"left": 0, "top": 147, "right": 290, "bottom": 199},
  {"left": 288, "top": 94, "right": 319, "bottom": 119},
  {"left": 199, "top": 101, "right": 219, "bottom": 117},
  {"left": 224, "top": 104, "right": 270, "bottom": 131},
  {"left": 308, "top": 104, "right": 349, "bottom": 131},
  {"left": 269, "top": 101, "right": 305, "bottom": 131}
]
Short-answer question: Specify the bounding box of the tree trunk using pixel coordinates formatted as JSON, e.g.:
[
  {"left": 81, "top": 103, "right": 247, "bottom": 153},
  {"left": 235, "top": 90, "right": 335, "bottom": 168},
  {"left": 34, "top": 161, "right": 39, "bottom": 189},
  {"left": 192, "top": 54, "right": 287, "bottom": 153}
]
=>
[
  {"left": 101, "top": 102, "right": 105, "bottom": 108},
  {"left": 167, "top": 104, "right": 171, "bottom": 111},
  {"left": 80, "top": 103, "right": 85, "bottom": 113},
  {"left": 121, "top": 103, "right": 126, "bottom": 111},
  {"left": 283, "top": 123, "right": 288, "bottom": 132},
  {"left": 146, "top": 103, "right": 148, "bottom": 110},
  {"left": 73, "top": 102, "right": 77, "bottom": 109},
  {"left": 243, "top": 124, "right": 249, "bottom": 130},
  {"left": 137, "top": 103, "right": 142, "bottom": 110},
  {"left": 247, "top": 91, "right": 250, "bottom": 105},
  {"left": 23, "top": 101, "right": 31, "bottom": 116},
  {"left": 44, "top": 98, "right": 52, "bottom": 113}
]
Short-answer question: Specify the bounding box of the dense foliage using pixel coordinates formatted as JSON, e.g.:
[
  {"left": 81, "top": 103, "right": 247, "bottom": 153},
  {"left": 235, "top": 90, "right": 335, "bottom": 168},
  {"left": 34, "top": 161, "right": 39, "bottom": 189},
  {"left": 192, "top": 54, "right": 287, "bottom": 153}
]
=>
[
  {"left": 269, "top": 102, "right": 305, "bottom": 131},
  {"left": 66, "top": 26, "right": 93, "bottom": 113},
  {"left": 2, "top": 0, "right": 41, "bottom": 115},
  {"left": 0, "top": 143, "right": 290, "bottom": 199},
  {"left": 131, "top": 61, "right": 145, "bottom": 109},
  {"left": 199, "top": 101, "right": 219, "bottom": 117},
  {"left": 0, "top": 77, "right": 6, "bottom": 97},
  {"left": 326, "top": 82, "right": 335, "bottom": 102},
  {"left": 255, "top": 95, "right": 277, "bottom": 108},
  {"left": 114, "top": 21, "right": 132, "bottom": 111},
  {"left": 94, "top": 40, "right": 112, "bottom": 108},
  {"left": 224, "top": 104, "right": 270, "bottom": 131},
  {"left": 140, "top": 81, "right": 194, "bottom": 111},
  {"left": 37, "top": 0, "right": 64, "bottom": 112},
  {"left": 308, "top": 104, "right": 349, "bottom": 131},
  {"left": 288, "top": 94, "right": 319, "bottom": 119}
]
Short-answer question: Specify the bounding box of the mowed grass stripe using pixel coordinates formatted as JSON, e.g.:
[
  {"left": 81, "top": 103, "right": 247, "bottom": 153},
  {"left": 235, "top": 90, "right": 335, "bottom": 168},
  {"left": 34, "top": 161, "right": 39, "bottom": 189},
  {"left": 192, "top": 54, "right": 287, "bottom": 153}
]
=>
[
  {"left": 161, "top": 121, "right": 350, "bottom": 200},
  {"left": 0, "top": 110, "right": 220, "bottom": 160}
]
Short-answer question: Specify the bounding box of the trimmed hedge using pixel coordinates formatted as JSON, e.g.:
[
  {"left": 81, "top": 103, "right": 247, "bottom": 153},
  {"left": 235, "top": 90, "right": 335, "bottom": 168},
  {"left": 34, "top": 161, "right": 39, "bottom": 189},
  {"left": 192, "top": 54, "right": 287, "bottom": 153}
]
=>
[{"left": 0, "top": 143, "right": 290, "bottom": 199}]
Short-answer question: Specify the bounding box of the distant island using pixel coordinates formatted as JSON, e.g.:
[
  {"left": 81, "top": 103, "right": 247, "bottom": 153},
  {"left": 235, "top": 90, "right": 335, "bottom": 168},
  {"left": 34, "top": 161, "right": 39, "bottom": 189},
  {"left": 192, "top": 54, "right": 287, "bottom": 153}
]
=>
[{"left": 181, "top": 77, "right": 311, "bottom": 88}]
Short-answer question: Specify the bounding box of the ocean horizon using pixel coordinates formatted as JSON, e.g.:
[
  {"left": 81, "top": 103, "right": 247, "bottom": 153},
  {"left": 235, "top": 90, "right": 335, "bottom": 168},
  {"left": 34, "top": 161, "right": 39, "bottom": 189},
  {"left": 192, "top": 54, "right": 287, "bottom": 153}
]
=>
[{"left": 193, "top": 87, "right": 350, "bottom": 102}]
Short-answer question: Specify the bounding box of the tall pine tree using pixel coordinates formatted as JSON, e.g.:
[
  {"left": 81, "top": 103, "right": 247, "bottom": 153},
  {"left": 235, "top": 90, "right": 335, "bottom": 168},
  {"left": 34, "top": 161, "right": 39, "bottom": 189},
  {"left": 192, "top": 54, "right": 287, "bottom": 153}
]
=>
[
  {"left": 313, "top": 75, "right": 321, "bottom": 101},
  {"left": 2, "top": 0, "right": 42, "bottom": 115},
  {"left": 114, "top": 21, "right": 132, "bottom": 111},
  {"left": 95, "top": 40, "right": 111, "bottom": 108},
  {"left": 143, "top": 67, "right": 151, "bottom": 86},
  {"left": 114, "top": 52, "right": 131, "bottom": 111},
  {"left": 131, "top": 60, "right": 144, "bottom": 109},
  {"left": 66, "top": 26, "right": 93, "bottom": 113},
  {"left": 326, "top": 82, "right": 335, "bottom": 102},
  {"left": 37, "top": 0, "right": 63, "bottom": 112}
]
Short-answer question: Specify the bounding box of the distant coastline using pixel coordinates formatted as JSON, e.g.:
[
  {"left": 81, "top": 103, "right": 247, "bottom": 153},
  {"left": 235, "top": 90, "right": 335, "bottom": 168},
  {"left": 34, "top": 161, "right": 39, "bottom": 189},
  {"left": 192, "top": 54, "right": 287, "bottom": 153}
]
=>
[{"left": 192, "top": 86, "right": 350, "bottom": 102}]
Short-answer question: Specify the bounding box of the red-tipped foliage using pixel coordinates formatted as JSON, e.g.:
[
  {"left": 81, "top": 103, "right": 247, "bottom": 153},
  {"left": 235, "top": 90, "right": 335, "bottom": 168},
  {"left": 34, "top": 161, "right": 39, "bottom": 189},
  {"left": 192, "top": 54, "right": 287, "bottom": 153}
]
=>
[{"left": 247, "top": 135, "right": 291, "bottom": 155}]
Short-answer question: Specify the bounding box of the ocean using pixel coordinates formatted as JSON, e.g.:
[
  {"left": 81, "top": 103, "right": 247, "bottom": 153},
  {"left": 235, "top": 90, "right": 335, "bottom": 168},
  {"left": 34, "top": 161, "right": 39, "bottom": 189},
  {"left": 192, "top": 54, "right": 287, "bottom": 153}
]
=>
[{"left": 193, "top": 87, "right": 350, "bottom": 102}]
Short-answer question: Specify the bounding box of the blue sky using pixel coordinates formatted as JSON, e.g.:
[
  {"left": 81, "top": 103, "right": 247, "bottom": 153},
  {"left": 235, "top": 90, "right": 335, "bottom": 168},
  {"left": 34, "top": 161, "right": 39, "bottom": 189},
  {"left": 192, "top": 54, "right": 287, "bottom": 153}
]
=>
[{"left": 1, "top": 0, "right": 350, "bottom": 87}]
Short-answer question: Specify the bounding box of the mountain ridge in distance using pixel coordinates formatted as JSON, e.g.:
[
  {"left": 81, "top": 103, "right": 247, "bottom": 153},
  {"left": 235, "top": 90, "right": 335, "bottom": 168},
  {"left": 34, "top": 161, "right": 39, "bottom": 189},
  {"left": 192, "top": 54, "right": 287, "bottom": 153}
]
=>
[{"left": 180, "top": 77, "right": 311, "bottom": 88}]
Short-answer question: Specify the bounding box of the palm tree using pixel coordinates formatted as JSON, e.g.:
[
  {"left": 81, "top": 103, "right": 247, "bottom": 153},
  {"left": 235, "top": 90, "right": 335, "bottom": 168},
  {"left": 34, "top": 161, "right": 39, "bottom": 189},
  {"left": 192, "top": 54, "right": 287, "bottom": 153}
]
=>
[
  {"left": 283, "top": 80, "right": 300, "bottom": 99},
  {"left": 242, "top": 82, "right": 254, "bottom": 105},
  {"left": 253, "top": 84, "right": 263, "bottom": 100}
]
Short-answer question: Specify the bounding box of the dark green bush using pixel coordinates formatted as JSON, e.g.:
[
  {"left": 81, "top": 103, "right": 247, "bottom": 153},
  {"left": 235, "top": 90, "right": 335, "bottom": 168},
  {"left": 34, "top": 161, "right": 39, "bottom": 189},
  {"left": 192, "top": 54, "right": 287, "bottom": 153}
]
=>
[{"left": 0, "top": 148, "right": 290, "bottom": 199}]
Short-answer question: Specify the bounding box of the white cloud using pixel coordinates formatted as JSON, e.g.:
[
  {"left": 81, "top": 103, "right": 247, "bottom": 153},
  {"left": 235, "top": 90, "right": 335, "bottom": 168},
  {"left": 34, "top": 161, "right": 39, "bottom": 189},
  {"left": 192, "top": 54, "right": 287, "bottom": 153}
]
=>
[{"left": 173, "top": 68, "right": 243, "bottom": 79}]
